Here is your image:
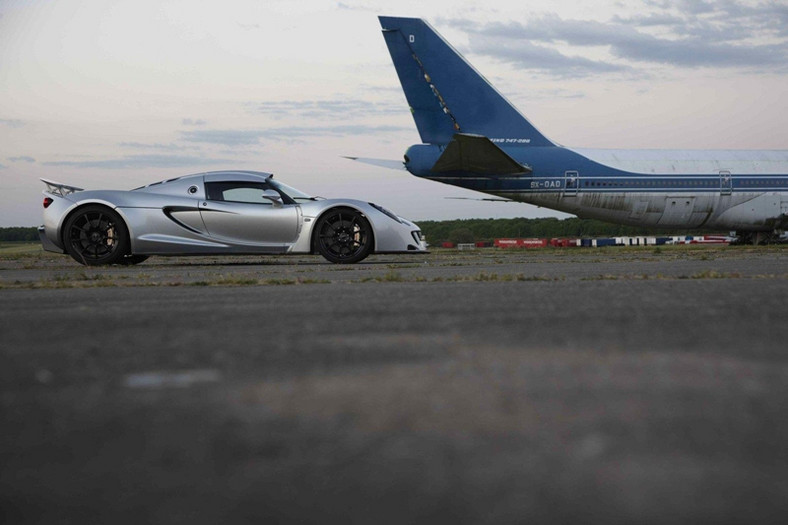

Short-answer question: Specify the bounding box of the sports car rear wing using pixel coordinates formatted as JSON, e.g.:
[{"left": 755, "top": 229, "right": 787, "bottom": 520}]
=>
[{"left": 41, "top": 178, "right": 84, "bottom": 196}]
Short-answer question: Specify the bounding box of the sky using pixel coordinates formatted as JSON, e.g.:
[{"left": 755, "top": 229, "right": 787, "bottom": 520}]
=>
[{"left": 1, "top": 0, "right": 786, "bottom": 227}]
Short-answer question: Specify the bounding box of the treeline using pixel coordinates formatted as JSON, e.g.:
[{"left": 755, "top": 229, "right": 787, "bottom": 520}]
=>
[
  {"left": 417, "top": 217, "right": 710, "bottom": 244},
  {"left": 0, "top": 227, "right": 38, "bottom": 242}
]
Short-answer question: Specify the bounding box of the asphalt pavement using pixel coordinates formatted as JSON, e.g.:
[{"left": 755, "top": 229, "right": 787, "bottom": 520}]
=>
[{"left": 2, "top": 247, "right": 787, "bottom": 524}]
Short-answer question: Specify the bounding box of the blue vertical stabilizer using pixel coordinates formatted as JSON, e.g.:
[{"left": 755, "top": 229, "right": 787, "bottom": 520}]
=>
[{"left": 379, "top": 16, "right": 555, "bottom": 147}]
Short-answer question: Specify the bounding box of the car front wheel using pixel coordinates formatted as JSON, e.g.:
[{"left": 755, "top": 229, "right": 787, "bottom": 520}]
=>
[
  {"left": 63, "top": 205, "right": 129, "bottom": 266},
  {"left": 315, "top": 208, "right": 373, "bottom": 263}
]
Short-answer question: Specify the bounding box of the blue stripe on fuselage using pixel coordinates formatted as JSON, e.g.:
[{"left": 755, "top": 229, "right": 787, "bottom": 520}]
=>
[{"left": 405, "top": 144, "right": 788, "bottom": 194}]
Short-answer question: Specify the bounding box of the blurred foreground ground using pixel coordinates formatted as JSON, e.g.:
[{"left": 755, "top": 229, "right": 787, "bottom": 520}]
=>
[{"left": 2, "top": 245, "right": 787, "bottom": 524}]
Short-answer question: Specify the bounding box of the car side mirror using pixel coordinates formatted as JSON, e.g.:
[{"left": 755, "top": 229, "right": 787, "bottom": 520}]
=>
[{"left": 262, "top": 189, "right": 283, "bottom": 207}]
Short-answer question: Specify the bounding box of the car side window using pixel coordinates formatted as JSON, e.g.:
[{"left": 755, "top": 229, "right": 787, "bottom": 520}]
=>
[{"left": 206, "top": 182, "right": 273, "bottom": 204}]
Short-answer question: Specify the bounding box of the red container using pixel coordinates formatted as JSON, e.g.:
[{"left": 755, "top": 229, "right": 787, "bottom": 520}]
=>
[
  {"left": 520, "top": 238, "right": 547, "bottom": 248},
  {"left": 494, "top": 238, "right": 520, "bottom": 248},
  {"left": 550, "top": 238, "right": 573, "bottom": 247},
  {"left": 495, "top": 238, "right": 547, "bottom": 248}
]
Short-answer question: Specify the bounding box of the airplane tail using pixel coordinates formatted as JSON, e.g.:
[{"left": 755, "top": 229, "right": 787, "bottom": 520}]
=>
[{"left": 379, "top": 16, "right": 555, "bottom": 147}]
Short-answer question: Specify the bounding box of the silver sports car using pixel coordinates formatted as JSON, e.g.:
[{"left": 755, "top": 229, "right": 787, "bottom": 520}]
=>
[{"left": 39, "top": 170, "right": 427, "bottom": 265}]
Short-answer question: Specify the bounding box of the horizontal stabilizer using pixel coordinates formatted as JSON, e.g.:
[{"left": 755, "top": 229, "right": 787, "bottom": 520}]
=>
[
  {"left": 445, "top": 196, "right": 515, "bottom": 202},
  {"left": 432, "top": 134, "right": 531, "bottom": 176},
  {"left": 343, "top": 156, "right": 405, "bottom": 171}
]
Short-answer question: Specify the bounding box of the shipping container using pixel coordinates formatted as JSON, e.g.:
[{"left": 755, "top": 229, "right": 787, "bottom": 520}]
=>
[
  {"left": 521, "top": 238, "right": 548, "bottom": 248},
  {"left": 594, "top": 238, "right": 617, "bottom": 247},
  {"left": 550, "top": 238, "right": 574, "bottom": 248},
  {"left": 494, "top": 238, "right": 548, "bottom": 248},
  {"left": 494, "top": 238, "right": 520, "bottom": 248}
]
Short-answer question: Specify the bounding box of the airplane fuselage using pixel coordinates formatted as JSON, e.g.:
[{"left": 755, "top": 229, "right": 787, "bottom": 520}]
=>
[
  {"left": 405, "top": 144, "right": 788, "bottom": 231},
  {"left": 378, "top": 16, "right": 787, "bottom": 235}
]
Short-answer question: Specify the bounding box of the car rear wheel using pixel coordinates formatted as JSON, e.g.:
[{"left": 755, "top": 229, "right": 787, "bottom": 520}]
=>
[
  {"left": 63, "top": 205, "right": 129, "bottom": 265},
  {"left": 315, "top": 208, "right": 373, "bottom": 263}
]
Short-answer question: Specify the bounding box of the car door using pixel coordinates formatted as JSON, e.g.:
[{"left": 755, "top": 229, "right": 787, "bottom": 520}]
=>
[{"left": 200, "top": 180, "right": 300, "bottom": 245}]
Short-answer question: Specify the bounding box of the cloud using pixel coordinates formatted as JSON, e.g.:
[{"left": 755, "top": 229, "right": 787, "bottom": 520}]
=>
[
  {"left": 267, "top": 124, "right": 412, "bottom": 138},
  {"left": 442, "top": 2, "right": 788, "bottom": 76},
  {"left": 246, "top": 99, "right": 404, "bottom": 120},
  {"left": 180, "top": 129, "right": 267, "bottom": 146},
  {"left": 42, "top": 154, "right": 233, "bottom": 169},
  {"left": 119, "top": 142, "right": 198, "bottom": 151},
  {"left": 613, "top": 13, "right": 685, "bottom": 27},
  {"left": 624, "top": 0, "right": 788, "bottom": 40},
  {"left": 468, "top": 36, "right": 632, "bottom": 78},
  {"left": 336, "top": 2, "right": 376, "bottom": 12},
  {"left": 0, "top": 119, "right": 24, "bottom": 128},
  {"left": 181, "top": 124, "right": 411, "bottom": 146},
  {"left": 181, "top": 118, "right": 207, "bottom": 126},
  {"left": 8, "top": 156, "right": 35, "bottom": 163}
]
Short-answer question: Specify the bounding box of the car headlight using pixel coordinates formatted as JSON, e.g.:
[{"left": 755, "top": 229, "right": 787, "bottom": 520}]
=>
[{"left": 369, "top": 203, "right": 401, "bottom": 223}]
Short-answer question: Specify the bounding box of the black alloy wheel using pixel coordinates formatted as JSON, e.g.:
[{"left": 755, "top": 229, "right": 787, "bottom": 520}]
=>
[
  {"left": 315, "top": 208, "right": 373, "bottom": 263},
  {"left": 63, "top": 205, "right": 129, "bottom": 265}
]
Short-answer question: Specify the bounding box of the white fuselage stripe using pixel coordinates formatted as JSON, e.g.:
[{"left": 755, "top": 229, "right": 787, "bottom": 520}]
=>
[{"left": 569, "top": 148, "right": 788, "bottom": 175}]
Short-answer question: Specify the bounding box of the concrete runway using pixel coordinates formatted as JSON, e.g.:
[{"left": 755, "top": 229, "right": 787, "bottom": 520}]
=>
[{"left": 2, "top": 246, "right": 788, "bottom": 523}]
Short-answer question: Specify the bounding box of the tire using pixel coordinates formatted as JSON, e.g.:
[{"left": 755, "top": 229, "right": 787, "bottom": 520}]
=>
[
  {"left": 314, "top": 207, "right": 374, "bottom": 263},
  {"left": 63, "top": 205, "right": 129, "bottom": 266}
]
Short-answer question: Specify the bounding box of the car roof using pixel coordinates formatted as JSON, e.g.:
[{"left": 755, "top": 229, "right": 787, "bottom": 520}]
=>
[
  {"left": 134, "top": 170, "right": 273, "bottom": 191},
  {"left": 202, "top": 171, "right": 273, "bottom": 183}
]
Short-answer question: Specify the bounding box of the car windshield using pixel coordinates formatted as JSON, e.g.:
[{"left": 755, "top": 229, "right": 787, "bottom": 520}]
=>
[{"left": 269, "top": 180, "right": 314, "bottom": 201}]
